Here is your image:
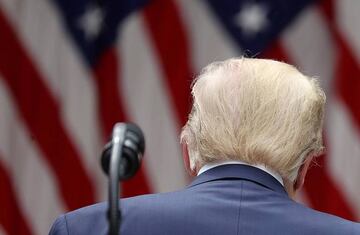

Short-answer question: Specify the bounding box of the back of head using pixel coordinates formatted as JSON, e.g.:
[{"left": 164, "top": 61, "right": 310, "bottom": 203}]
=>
[{"left": 181, "top": 58, "right": 326, "bottom": 183}]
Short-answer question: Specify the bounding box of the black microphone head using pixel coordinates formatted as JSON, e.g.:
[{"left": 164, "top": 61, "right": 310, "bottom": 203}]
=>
[
  {"left": 101, "top": 142, "right": 112, "bottom": 176},
  {"left": 101, "top": 123, "right": 145, "bottom": 179},
  {"left": 124, "top": 123, "right": 145, "bottom": 156}
]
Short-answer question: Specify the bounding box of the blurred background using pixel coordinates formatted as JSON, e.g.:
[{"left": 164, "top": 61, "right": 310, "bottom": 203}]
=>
[{"left": 0, "top": 0, "right": 359, "bottom": 234}]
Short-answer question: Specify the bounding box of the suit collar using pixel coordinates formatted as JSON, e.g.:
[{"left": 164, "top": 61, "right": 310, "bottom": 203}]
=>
[
  {"left": 197, "top": 161, "right": 284, "bottom": 186},
  {"left": 188, "top": 164, "right": 288, "bottom": 195}
]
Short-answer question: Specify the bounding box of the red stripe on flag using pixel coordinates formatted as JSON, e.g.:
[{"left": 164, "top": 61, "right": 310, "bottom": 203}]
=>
[
  {"left": 305, "top": 152, "right": 356, "bottom": 220},
  {"left": 334, "top": 38, "right": 360, "bottom": 131},
  {"left": 261, "top": 41, "right": 357, "bottom": 220},
  {"left": 319, "top": 1, "right": 360, "bottom": 133},
  {"left": 261, "top": 41, "right": 291, "bottom": 63},
  {"left": 142, "top": 0, "right": 193, "bottom": 126},
  {"left": 0, "top": 9, "right": 95, "bottom": 210},
  {"left": 93, "top": 47, "right": 151, "bottom": 197},
  {"left": 0, "top": 160, "right": 34, "bottom": 235},
  {"left": 93, "top": 48, "right": 126, "bottom": 137}
]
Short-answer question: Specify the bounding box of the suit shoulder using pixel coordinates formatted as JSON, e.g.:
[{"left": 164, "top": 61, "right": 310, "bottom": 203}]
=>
[
  {"left": 122, "top": 188, "right": 193, "bottom": 209},
  {"left": 51, "top": 202, "right": 108, "bottom": 235},
  {"left": 121, "top": 189, "right": 200, "bottom": 219},
  {"left": 121, "top": 190, "right": 186, "bottom": 213},
  {"left": 49, "top": 214, "right": 68, "bottom": 235},
  {"left": 289, "top": 202, "right": 360, "bottom": 234},
  {"left": 66, "top": 201, "right": 108, "bottom": 217},
  {"left": 51, "top": 192, "right": 179, "bottom": 235}
]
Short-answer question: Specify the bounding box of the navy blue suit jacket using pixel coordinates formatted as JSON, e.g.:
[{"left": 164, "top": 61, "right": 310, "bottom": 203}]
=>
[{"left": 49, "top": 164, "right": 360, "bottom": 235}]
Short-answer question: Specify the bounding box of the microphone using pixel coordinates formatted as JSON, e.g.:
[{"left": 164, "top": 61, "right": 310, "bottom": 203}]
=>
[
  {"left": 100, "top": 123, "right": 145, "bottom": 235},
  {"left": 101, "top": 123, "right": 145, "bottom": 179}
]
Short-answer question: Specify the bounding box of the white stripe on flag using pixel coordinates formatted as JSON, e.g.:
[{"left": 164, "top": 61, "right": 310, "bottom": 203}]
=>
[
  {"left": 1, "top": 0, "right": 106, "bottom": 201},
  {"left": 281, "top": 6, "right": 335, "bottom": 95},
  {"left": 336, "top": 0, "right": 360, "bottom": 63},
  {"left": 119, "top": 13, "right": 188, "bottom": 192},
  {"left": 0, "top": 225, "right": 6, "bottom": 235},
  {"left": 327, "top": 97, "right": 360, "bottom": 217},
  {"left": 175, "top": 0, "right": 239, "bottom": 72},
  {"left": 0, "top": 78, "right": 66, "bottom": 235}
]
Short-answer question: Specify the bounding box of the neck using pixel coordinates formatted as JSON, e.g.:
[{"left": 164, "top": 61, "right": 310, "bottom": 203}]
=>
[{"left": 283, "top": 179, "right": 296, "bottom": 199}]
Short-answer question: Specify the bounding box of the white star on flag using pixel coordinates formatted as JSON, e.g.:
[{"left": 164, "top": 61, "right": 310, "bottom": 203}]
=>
[
  {"left": 78, "top": 4, "right": 104, "bottom": 40},
  {"left": 235, "top": 3, "right": 269, "bottom": 37}
]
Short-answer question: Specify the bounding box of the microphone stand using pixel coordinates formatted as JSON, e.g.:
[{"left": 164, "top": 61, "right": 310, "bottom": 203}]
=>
[
  {"left": 108, "top": 123, "right": 126, "bottom": 235},
  {"left": 103, "top": 122, "right": 144, "bottom": 235}
]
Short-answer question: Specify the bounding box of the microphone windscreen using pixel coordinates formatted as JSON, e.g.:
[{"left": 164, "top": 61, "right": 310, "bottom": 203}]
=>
[
  {"left": 100, "top": 123, "right": 145, "bottom": 179},
  {"left": 124, "top": 123, "right": 145, "bottom": 156}
]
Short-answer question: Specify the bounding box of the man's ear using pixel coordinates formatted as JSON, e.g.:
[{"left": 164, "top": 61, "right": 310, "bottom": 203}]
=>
[
  {"left": 294, "top": 154, "right": 314, "bottom": 192},
  {"left": 181, "top": 142, "right": 197, "bottom": 177}
]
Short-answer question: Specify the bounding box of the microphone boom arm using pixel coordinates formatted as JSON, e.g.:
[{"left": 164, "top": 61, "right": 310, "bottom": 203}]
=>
[{"left": 108, "top": 123, "right": 126, "bottom": 235}]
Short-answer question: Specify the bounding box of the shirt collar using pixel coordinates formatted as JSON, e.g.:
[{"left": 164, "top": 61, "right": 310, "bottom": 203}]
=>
[{"left": 197, "top": 160, "right": 284, "bottom": 186}]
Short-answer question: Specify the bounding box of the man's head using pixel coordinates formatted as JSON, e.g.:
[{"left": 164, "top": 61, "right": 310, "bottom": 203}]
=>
[{"left": 181, "top": 58, "right": 326, "bottom": 196}]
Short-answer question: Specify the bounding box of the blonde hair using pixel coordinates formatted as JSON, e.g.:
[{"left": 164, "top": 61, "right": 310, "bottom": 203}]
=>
[{"left": 181, "top": 58, "right": 326, "bottom": 182}]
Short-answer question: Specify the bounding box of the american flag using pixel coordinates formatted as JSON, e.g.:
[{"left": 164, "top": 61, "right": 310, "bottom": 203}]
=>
[{"left": 0, "top": 0, "right": 359, "bottom": 234}]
